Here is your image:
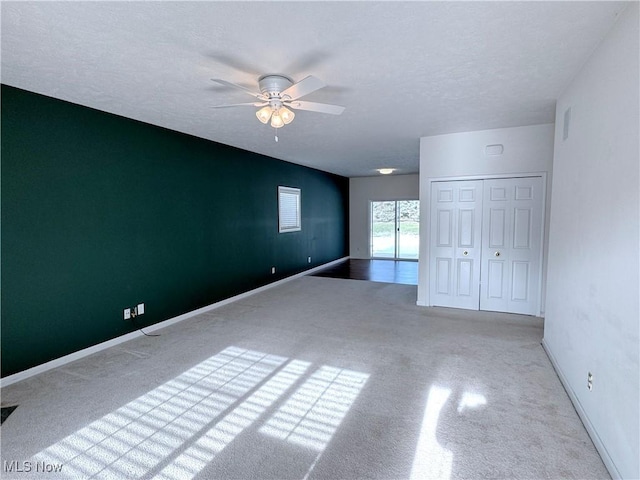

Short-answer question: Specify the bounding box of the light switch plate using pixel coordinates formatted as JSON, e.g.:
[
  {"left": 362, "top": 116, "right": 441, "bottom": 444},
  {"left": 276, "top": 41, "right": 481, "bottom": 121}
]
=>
[{"left": 137, "top": 303, "right": 145, "bottom": 315}]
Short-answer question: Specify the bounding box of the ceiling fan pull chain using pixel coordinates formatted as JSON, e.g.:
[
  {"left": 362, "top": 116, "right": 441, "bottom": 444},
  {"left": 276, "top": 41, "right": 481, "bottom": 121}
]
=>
[{"left": 274, "top": 126, "right": 278, "bottom": 143}]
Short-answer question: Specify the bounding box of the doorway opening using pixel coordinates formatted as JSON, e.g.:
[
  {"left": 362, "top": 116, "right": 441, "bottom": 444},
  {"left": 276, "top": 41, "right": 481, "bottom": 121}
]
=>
[{"left": 371, "top": 200, "right": 419, "bottom": 260}]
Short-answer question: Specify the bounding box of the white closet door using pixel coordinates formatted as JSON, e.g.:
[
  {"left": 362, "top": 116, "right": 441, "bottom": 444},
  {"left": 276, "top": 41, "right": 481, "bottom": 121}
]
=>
[
  {"left": 480, "top": 177, "right": 543, "bottom": 315},
  {"left": 429, "top": 180, "right": 483, "bottom": 310}
]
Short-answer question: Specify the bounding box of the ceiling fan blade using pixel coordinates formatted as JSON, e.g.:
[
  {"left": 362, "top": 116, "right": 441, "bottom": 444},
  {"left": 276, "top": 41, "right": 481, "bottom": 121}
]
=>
[
  {"left": 280, "top": 75, "right": 325, "bottom": 100},
  {"left": 211, "top": 102, "right": 267, "bottom": 109},
  {"left": 211, "top": 79, "right": 265, "bottom": 99},
  {"left": 206, "top": 52, "right": 263, "bottom": 76},
  {"left": 285, "top": 100, "right": 345, "bottom": 115},
  {"left": 284, "top": 51, "right": 331, "bottom": 76}
]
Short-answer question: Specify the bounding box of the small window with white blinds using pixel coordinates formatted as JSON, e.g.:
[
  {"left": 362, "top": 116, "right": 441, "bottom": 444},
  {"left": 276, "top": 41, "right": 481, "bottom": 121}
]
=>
[{"left": 278, "top": 186, "right": 301, "bottom": 233}]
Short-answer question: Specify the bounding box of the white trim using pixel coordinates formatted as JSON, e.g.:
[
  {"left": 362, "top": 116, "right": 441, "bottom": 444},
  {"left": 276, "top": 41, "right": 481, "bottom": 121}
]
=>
[
  {"left": 541, "top": 339, "right": 621, "bottom": 480},
  {"left": 278, "top": 186, "right": 302, "bottom": 233},
  {"left": 0, "top": 256, "right": 349, "bottom": 388},
  {"left": 426, "top": 171, "right": 549, "bottom": 183},
  {"left": 536, "top": 174, "right": 547, "bottom": 317},
  {"left": 0, "top": 331, "right": 144, "bottom": 388}
]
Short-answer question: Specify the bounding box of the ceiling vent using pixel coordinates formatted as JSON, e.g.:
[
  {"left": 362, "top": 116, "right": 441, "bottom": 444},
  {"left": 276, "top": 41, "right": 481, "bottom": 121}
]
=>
[{"left": 484, "top": 144, "right": 504, "bottom": 156}]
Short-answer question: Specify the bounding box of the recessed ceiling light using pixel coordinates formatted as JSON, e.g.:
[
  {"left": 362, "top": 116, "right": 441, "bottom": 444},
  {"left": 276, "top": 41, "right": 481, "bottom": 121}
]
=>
[{"left": 378, "top": 168, "right": 395, "bottom": 175}]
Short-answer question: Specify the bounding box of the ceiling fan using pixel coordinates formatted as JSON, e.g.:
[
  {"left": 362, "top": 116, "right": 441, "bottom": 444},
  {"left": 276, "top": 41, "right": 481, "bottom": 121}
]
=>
[{"left": 211, "top": 74, "right": 345, "bottom": 135}]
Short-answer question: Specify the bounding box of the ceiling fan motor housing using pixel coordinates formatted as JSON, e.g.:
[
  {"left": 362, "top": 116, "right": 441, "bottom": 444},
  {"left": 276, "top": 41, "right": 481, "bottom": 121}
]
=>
[{"left": 258, "top": 75, "right": 293, "bottom": 98}]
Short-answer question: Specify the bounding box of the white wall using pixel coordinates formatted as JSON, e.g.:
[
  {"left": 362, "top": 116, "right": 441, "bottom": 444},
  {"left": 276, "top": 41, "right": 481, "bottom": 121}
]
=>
[
  {"left": 349, "top": 174, "right": 419, "bottom": 259},
  {"left": 543, "top": 4, "right": 639, "bottom": 479},
  {"left": 417, "top": 124, "right": 555, "bottom": 307}
]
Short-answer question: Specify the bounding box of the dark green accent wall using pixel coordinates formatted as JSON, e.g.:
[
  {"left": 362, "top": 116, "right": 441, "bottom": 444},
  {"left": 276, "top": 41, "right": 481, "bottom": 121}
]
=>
[{"left": 1, "top": 85, "right": 348, "bottom": 377}]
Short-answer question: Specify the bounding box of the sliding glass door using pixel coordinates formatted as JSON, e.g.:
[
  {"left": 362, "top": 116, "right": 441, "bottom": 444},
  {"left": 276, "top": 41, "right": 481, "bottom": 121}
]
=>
[
  {"left": 397, "top": 200, "right": 420, "bottom": 259},
  {"left": 371, "top": 200, "right": 419, "bottom": 259},
  {"left": 371, "top": 201, "right": 396, "bottom": 258}
]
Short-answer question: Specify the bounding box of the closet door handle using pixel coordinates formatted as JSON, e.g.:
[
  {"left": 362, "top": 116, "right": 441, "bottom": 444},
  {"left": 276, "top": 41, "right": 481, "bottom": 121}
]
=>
[
  {"left": 494, "top": 251, "right": 501, "bottom": 257},
  {"left": 463, "top": 250, "right": 468, "bottom": 256}
]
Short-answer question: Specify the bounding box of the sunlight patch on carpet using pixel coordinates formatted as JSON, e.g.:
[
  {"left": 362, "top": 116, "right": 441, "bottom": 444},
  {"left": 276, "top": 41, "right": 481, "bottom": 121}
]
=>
[
  {"left": 260, "top": 366, "right": 369, "bottom": 451},
  {"left": 33, "top": 347, "right": 285, "bottom": 479},
  {"left": 31, "top": 346, "right": 369, "bottom": 479},
  {"left": 410, "top": 385, "right": 453, "bottom": 480},
  {"left": 155, "top": 359, "right": 310, "bottom": 480}
]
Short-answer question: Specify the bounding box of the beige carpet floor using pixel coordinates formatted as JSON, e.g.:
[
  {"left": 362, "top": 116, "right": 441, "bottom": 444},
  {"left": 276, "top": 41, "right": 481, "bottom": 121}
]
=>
[{"left": 0, "top": 276, "right": 609, "bottom": 479}]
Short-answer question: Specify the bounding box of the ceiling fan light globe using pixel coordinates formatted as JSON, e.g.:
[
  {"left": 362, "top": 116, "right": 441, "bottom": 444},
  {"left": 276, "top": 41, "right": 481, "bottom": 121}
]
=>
[
  {"left": 280, "top": 106, "right": 295, "bottom": 125},
  {"left": 271, "top": 113, "right": 284, "bottom": 128},
  {"left": 256, "top": 106, "right": 272, "bottom": 124}
]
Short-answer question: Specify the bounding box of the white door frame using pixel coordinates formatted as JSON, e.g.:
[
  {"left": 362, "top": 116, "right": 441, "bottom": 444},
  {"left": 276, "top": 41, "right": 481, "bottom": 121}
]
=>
[{"left": 419, "top": 172, "right": 547, "bottom": 316}]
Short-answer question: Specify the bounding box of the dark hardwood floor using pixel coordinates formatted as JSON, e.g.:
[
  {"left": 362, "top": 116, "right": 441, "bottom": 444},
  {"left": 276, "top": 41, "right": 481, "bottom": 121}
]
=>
[{"left": 311, "top": 259, "right": 418, "bottom": 285}]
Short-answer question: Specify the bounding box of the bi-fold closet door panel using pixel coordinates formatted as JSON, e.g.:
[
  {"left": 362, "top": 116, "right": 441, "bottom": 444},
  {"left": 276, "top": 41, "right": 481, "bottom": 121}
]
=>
[
  {"left": 429, "top": 177, "right": 543, "bottom": 315},
  {"left": 480, "top": 177, "right": 543, "bottom": 315},
  {"left": 429, "top": 180, "right": 483, "bottom": 310}
]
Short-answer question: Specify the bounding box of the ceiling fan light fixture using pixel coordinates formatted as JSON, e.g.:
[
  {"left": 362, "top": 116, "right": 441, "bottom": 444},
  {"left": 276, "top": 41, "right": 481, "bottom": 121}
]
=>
[
  {"left": 270, "top": 111, "right": 284, "bottom": 128},
  {"left": 213, "top": 74, "right": 343, "bottom": 135},
  {"left": 256, "top": 106, "right": 272, "bottom": 124},
  {"left": 280, "top": 106, "right": 295, "bottom": 125}
]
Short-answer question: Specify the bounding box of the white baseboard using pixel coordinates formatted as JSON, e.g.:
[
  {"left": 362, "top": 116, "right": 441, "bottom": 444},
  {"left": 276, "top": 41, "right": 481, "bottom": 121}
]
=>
[
  {"left": 541, "top": 339, "right": 621, "bottom": 480},
  {"left": 0, "top": 330, "right": 144, "bottom": 389},
  {"left": 0, "top": 257, "right": 349, "bottom": 388}
]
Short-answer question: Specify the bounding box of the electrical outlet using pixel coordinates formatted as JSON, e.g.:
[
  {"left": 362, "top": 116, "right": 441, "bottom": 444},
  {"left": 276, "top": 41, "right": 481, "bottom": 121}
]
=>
[
  {"left": 587, "top": 372, "right": 593, "bottom": 391},
  {"left": 124, "top": 308, "right": 131, "bottom": 320},
  {"left": 137, "top": 303, "right": 145, "bottom": 315},
  {"left": 271, "top": 266, "right": 276, "bottom": 274}
]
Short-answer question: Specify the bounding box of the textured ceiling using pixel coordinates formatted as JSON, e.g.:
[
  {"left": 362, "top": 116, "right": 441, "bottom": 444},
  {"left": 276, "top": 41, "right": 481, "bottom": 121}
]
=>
[{"left": 1, "top": 2, "right": 628, "bottom": 177}]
